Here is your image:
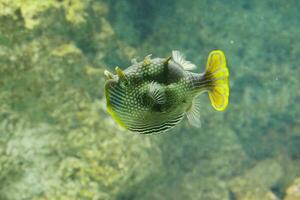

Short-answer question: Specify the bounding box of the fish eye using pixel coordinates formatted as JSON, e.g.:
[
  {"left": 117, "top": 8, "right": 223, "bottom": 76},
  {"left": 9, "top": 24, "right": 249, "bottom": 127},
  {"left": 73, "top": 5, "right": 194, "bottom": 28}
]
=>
[{"left": 140, "top": 92, "right": 153, "bottom": 106}]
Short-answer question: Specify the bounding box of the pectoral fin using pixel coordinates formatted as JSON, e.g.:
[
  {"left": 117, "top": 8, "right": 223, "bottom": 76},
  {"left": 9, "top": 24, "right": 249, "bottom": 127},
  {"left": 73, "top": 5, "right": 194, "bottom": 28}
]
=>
[{"left": 148, "top": 82, "right": 166, "bottom": 104}]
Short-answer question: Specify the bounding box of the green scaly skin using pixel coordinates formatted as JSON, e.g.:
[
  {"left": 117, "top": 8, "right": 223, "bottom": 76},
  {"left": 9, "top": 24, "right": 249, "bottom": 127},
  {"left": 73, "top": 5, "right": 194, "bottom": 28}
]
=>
[{"left": 105, "top": 56, "right": 207, "bottom": 134}]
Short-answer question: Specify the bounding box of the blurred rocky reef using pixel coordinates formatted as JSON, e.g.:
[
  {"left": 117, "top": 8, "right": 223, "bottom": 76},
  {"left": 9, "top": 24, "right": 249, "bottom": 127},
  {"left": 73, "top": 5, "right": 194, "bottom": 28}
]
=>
[{"left": 0, "top": 0, "right": 300, "bottom": 200}]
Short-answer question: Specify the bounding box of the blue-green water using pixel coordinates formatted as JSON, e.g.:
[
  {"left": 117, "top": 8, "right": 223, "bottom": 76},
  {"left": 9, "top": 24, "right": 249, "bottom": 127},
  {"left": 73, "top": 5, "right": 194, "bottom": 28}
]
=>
[{"left": 0, "top": 0, "right": 300, "bottom": 199}]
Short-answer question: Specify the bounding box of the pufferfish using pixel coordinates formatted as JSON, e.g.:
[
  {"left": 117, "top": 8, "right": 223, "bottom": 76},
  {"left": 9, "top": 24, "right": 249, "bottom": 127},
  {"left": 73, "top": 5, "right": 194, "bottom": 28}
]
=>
[{"left": 104, "top": 50, "right": 229, "bottom": 134}]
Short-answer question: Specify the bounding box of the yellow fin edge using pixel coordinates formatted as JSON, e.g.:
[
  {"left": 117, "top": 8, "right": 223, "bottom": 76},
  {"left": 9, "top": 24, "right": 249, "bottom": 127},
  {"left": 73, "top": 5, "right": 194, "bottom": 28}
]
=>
[{"left": 206, "top": 50, "right": 230, "bottom": 111}]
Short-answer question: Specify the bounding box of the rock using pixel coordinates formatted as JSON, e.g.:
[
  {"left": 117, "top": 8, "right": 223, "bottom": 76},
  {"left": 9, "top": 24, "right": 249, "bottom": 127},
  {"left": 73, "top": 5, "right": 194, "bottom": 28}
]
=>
[
  {"left": 229, "top": 159, "right": 282, "bottom": 200},
  {"left": 183, "top": 176, "right": 230, "bottom": 200},
  {"left": 229, "top": 182, "right": 279, "bottom": 200},
  {"left": 284, "top": 177, "right": 300, "bottom": 200}
]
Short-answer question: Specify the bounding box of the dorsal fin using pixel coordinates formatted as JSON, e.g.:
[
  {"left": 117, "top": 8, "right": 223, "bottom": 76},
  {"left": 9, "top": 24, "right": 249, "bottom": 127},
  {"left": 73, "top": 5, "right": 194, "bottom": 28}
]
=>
[
  {"left": 148, "top": 82, "right": 166, "bottom": 104},
  {"left": 143, "top": 54, "right": 152, "bottom": 66},
  {"left": 131, "top": 58, "right": 138, "bottom": 64},
  {"left": 185, "top": 99, "right": 201, "bottom": 127},
  {"left": 172, "top": 50, "right": 196, "bottom": 70}
]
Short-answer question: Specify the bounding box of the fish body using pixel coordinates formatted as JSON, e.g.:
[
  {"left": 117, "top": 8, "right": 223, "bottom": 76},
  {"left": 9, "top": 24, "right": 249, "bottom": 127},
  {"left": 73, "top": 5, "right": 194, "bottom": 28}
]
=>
[{"left": 105, "top": 50, "right": 229, "bottom": 134}]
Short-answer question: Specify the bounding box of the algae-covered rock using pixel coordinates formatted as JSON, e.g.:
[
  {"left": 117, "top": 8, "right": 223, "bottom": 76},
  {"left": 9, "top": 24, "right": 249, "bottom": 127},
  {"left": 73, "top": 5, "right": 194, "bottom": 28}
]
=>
[
  {"left": 284, "top": 178, "right": 300, "bottom": 200},
  {"left": 51, "top": 43, "right": 82, "bottom": 57},
  {"left": 135, "top": 175, "right": 229, "bottom": 200},
  {"left": 232, "top": 190, "right": 279, "bottom": 200},
  {"left": 0, "top": 0, "right": 93, "bottom": 29},
  {"left": 276, "top": 155, "right": 300, "bottom": 194},
  {"left": 0, "top": 0, "right": 60, "bottom": 29},
  {"left": 0, "top": 1, "right": 162, "bottom": 200},
  {"left": 183, "top": 176, "right": 230, "bottom": 200},
  {"left": 229, "top": 159, "right": 282, "bottom": 200}
]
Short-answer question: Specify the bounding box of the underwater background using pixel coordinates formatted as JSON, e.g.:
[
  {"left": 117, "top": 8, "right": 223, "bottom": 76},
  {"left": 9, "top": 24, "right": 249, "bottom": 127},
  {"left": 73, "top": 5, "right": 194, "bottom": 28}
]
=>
[{"left": 0, "top": 0, "right": 300, "bottom": 199}]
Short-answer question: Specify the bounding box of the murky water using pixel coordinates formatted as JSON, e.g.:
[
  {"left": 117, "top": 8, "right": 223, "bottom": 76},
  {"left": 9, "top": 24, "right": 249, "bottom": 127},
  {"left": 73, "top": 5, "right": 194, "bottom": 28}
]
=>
[{"left": 0, "top": 0, "right": 299, "bottom": 199}]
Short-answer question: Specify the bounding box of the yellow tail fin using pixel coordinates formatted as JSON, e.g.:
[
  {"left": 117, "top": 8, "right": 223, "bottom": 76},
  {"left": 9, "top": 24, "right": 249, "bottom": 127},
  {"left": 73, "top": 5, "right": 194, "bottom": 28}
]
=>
[{"left": 205, "top": 50, "right": 229, "bottom": 111}]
